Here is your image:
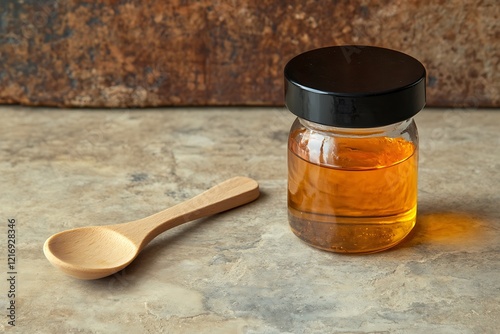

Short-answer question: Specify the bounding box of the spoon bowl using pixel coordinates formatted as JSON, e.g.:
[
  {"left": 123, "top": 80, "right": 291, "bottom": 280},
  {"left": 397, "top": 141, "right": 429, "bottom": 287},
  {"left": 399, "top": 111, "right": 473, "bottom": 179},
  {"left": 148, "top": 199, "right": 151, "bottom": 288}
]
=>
[
  {"left": 44, "top": 227, "right": 139, "bottom": 279},
  {"left": 44, "top": 177, "right": 259, "bottom": 280}
]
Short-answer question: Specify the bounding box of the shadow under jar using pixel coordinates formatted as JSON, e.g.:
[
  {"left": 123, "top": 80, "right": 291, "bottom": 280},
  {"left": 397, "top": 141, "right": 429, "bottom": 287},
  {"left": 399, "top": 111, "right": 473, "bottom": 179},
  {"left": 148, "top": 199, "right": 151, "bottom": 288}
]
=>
[{"left": 284, "top": 45, "right": 426, "bottom": 253}]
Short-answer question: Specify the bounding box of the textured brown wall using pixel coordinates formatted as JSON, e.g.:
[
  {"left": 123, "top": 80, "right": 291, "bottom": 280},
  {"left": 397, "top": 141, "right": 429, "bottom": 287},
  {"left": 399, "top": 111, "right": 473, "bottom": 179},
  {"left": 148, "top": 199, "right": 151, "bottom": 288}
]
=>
[{"left": 0, "top": 0, "right": 498, "bottom": 108}]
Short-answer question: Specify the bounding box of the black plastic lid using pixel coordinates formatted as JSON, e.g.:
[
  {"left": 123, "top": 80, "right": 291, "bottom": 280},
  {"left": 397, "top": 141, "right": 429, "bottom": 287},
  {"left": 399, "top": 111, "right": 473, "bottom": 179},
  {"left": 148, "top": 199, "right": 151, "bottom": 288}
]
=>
[{"left": 284, "top": 45, "right": 426, "bottom": 128}]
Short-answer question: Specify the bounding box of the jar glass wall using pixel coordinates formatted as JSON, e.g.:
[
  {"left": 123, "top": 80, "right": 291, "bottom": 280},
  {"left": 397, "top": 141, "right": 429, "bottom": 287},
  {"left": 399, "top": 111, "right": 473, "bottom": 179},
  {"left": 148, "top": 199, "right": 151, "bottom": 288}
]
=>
[{"left": 287, "top": 117, "right": 419, "bottom": 253}]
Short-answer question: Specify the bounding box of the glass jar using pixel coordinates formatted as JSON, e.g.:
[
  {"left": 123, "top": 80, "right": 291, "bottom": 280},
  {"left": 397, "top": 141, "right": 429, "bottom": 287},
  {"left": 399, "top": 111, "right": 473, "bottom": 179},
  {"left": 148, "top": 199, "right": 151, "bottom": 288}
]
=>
[{"left": 284, "top": 45, "right": 426, "bottom": 253}]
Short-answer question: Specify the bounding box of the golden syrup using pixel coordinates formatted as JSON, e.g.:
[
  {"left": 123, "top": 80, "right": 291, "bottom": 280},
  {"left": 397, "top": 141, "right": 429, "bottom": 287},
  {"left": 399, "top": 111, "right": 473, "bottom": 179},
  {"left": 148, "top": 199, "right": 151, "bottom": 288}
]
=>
[{"left": 288, "top": 129, "right": 417, "bottom": 253}]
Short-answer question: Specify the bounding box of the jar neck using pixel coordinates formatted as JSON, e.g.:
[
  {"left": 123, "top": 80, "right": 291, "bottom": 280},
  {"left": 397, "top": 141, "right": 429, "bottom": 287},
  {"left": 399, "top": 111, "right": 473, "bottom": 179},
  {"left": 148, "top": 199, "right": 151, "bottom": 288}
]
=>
[{"left": 298, "top": 118, "right": 414, "bottom": 138}]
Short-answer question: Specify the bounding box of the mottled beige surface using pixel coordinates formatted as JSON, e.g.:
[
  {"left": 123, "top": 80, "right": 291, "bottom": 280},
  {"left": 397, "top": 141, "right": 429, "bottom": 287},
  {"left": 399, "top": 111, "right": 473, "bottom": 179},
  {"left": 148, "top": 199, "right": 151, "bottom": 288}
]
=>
[{"left": 0, "top": 107, "right": 499, "bottom": 333}]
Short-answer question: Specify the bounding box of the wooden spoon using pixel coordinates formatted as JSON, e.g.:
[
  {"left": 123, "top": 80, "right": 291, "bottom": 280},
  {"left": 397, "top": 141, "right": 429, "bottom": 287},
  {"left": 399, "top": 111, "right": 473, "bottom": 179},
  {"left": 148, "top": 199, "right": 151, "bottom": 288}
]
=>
[{"left": 43, "top": 176, "right": 259, "bottom": 280}]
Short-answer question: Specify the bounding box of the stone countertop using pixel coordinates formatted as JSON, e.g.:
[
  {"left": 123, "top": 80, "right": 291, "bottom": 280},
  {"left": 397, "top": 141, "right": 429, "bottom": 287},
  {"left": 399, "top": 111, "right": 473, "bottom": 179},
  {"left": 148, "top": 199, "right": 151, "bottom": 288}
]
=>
[{"left": 0, "top": 106, "right": 499, "bottom": 333}]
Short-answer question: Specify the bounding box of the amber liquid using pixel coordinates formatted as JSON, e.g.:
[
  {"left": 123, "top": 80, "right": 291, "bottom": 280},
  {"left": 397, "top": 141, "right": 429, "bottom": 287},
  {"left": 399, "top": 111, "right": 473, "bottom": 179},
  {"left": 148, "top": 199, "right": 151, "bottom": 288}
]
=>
[{"left": 288, "top": 128, "right": 417, "bottom": 253}]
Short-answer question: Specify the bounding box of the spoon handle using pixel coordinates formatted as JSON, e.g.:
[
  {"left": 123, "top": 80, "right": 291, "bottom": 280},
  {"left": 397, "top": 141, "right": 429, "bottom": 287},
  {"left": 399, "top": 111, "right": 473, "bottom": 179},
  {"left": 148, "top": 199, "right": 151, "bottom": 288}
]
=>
[{"left": 111, "top": 176, "right": 259, "bottom": 248}]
